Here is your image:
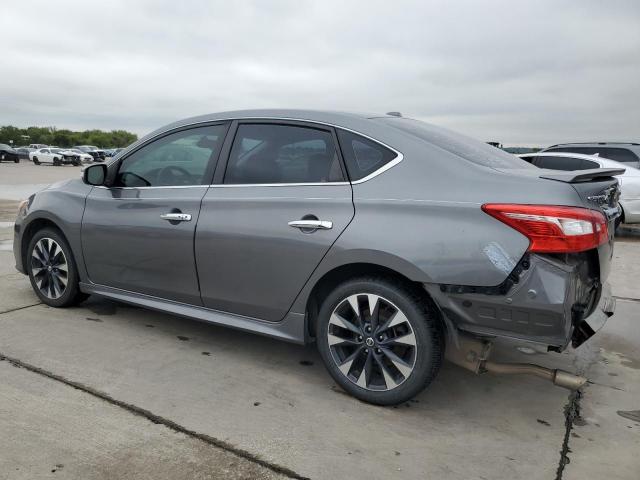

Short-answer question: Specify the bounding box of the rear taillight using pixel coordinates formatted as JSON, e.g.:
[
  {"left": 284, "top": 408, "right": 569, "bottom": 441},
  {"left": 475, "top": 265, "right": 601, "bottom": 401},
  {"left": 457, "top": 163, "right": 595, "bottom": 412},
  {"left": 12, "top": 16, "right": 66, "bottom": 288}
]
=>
[{"left": 482, "top": 204, "right": 608, "bottom": 253}]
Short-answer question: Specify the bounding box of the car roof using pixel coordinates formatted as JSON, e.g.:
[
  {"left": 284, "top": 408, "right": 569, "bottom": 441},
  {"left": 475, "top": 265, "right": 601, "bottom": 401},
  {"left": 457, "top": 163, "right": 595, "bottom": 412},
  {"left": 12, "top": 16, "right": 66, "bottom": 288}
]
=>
[{"left": 143, "top": 109, "right": 398, "bottom": 143}]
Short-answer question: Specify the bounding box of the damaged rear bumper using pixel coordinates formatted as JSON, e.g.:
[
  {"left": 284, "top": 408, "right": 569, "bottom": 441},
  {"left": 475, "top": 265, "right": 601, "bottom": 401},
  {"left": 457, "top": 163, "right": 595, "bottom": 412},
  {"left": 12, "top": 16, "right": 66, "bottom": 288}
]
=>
[{"left": 425, "top": 253, "right": 614, "bottom": 350}]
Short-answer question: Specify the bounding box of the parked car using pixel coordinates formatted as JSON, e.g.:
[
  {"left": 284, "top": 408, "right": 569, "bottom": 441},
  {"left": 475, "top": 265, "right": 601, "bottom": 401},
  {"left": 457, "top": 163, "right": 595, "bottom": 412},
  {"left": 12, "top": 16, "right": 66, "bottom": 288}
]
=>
[
  {"left": 67, "top": 148, "right": 95, "bottom": 163},
  {"left": 29, "top": 147, "right": 81, "bottom": 166},
  {"left": 520, "top": 152, "right": 640, "bottom": 227},
  {"left": 541, "top": 142, "right": 640, "bottom": 168},
  {"left": 28, "top": 143, "right": 48, "bottom": 149},
  {"left": 74, "top": 145, "right": 106, "bottom": 161},
  {"left": 106, "top": 148, "right": 124, "bottom": 158},
  {"left": 15, "top": 147, "right": 35, "bottom": 160},
  {"left": 0, "top": 143, "right": 20, "bottom": 163},
  {"left": 13, "top": 110, "right": 620, "bottom": 405}
]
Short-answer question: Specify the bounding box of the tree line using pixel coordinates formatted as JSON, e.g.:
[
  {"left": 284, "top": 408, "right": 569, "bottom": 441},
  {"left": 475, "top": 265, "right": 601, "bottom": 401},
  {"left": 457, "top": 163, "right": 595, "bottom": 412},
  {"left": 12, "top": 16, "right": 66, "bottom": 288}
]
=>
[{"left": 0, "top": 125, "right": 138, "bottom": 148}]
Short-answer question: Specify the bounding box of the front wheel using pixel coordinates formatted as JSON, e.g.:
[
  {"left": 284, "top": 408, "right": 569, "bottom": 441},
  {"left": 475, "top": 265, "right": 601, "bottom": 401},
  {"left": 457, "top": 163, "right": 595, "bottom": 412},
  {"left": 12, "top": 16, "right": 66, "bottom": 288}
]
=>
[
  {"left": 33, "top": 157, "right": 40, "bottom": 165},
  {"left": 316, "top": 277, "right": 443, "bottom": 405},
  {"left": 53, "top": 157, "right": 61, "bottom": 166},
  {"left": 27, "top": 228, "right": 87, "bottom": 307}
]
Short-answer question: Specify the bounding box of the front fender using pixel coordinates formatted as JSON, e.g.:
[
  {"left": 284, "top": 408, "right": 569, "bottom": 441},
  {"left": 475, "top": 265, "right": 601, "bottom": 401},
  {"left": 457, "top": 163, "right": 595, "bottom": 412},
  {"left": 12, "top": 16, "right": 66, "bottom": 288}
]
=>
[{"left": 15, "top": 181, "right": 91, "bottom": 279}]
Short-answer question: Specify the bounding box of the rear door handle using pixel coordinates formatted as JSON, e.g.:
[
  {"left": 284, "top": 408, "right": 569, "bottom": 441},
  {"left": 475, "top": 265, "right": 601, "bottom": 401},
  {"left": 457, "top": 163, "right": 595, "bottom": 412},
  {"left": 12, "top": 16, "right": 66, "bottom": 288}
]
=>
[
  {"left": 288, "top": 220, "right": 333, "bottom": 230},
  {"left": 160, "top": 213, "right": 192, "bottom": 222}
]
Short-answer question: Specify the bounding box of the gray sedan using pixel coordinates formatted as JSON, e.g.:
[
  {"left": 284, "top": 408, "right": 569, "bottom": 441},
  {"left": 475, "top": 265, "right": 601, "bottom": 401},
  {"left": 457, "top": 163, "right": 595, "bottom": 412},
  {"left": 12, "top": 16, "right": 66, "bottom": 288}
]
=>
[{"left": 13, "top": 110, "right": 620, "bottom": 404}]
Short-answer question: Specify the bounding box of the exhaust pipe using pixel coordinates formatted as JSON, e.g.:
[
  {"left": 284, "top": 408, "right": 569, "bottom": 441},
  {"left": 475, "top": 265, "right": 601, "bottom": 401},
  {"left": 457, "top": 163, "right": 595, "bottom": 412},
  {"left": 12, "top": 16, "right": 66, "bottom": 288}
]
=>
[
  {"left": 445, "top": 334, "right": 586, "bottom": 390},
  {"left": 483, "top": 361, "right": 587, "bottom": 390}
]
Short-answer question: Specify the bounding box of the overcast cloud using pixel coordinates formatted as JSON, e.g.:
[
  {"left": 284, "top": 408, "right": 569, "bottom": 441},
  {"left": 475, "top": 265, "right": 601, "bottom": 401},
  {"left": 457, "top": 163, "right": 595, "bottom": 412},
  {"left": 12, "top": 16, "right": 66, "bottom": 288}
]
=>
[{"left": 1, "top": 0, "right": 639, "bottom": 145}]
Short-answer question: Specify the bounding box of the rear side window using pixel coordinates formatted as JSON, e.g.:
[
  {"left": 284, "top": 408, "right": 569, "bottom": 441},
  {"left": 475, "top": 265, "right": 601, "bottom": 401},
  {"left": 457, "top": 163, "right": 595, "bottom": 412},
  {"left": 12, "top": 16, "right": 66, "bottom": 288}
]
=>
[
  {"left": 581, "top": 159, "right": 600, "bottom": 169},
  {"left": 224, "top": 124, "right": 344, "bottom": 184},
  {"left": 336, "top": 130, "right": 397, "bottom": 181},
  {"left": 534, "top": 156, "right": 584, "bottom": 171}
]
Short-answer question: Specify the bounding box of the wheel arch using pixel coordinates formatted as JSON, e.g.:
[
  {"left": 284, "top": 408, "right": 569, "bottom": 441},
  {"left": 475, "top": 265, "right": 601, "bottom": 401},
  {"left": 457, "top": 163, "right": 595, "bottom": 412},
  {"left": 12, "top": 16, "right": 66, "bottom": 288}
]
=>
[
  {"left": 301, "top": 261, "right": 444, "bottom": 341},
  {"left": 21, "top": 216, "right": 68, "bottom": 271}
]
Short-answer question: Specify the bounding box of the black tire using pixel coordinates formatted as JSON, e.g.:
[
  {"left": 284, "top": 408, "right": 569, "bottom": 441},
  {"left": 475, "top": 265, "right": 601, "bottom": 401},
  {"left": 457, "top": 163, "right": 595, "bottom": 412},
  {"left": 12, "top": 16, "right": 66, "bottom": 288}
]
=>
[
  {"left": 316, "top": 276, "right": 443, "bottom": 405},
  {"left": 72, "top": 159, "right": 81, "bottom": 166},
  {"left": 14, "top": 158, "right": 19, "bottom": 163},
  {"left": 33, "top": 157, "right": 40, "bottom": 165},
  {"left": 26, "top": 227, "right": 88, "bottom": 307},
  {"left": 53, "top": 157, "right": 61, "bottom": 166}
]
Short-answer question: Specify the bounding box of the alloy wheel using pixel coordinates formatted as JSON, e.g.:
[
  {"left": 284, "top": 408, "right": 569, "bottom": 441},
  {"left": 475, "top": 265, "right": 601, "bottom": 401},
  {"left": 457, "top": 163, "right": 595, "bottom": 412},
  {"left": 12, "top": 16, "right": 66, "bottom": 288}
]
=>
[
  {"left": 30, "top": 237, "right": 68, "bottom": 299},
  {"left": 327, "top": 293, "right": 417, "bottom": 391}
]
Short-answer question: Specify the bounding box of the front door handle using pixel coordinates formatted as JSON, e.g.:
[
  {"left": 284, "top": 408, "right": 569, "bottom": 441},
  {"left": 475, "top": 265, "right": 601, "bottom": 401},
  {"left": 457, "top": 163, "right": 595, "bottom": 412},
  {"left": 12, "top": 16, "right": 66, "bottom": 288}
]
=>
[
  {"left": 160, "top": 213, "right": 192, "bottom": 222},
  {"left": 288, "top": 220, "right": 333, "bottom": 230}
]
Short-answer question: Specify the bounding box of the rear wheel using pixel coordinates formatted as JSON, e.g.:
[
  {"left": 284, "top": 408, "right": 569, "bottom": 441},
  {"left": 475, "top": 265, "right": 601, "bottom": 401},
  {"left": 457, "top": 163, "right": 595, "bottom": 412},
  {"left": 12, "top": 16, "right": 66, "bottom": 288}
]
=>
[
  {"left": 33, "top": 157, "right": 40, "bottom": 165},
  {"left": 316, "top": 277, "right": 443, "bottom": 405},
  {"left": 27, "top": 228, "right": 87, "bottom": 307}
]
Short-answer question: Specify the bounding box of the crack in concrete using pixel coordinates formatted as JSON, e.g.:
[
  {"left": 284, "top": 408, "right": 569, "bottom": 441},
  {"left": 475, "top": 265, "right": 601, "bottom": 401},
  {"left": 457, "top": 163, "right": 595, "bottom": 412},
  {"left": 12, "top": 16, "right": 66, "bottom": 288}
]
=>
[
  {"left": 0, "top": 302, "right": 43, "bottom": 315},
  {"left": 555, "top": 390, "right": 582, "bottom": 480},
  {"left": 0, "top": 352, "right": 308, "bottom": 480}
]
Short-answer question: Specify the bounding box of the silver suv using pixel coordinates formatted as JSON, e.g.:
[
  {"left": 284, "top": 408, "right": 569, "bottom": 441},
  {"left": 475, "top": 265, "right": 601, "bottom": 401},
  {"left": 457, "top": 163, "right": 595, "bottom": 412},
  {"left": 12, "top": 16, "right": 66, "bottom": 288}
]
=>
[{"left": 13, "top": 110, "right": 619, "bottom": 404}]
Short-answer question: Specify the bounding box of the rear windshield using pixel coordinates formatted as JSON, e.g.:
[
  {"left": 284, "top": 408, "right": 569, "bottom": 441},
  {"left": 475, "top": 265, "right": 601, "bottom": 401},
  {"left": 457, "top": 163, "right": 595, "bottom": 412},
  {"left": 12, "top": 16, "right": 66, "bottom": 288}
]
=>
[{"left": 378, "top": 117, "right": 534, "bottom": 169}]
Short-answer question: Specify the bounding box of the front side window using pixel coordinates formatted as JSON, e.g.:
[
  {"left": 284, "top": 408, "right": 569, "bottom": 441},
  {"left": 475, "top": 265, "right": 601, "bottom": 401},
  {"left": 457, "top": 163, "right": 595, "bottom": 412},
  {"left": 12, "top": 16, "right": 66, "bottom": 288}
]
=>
[
  {"left": 115, "top": 125, "right": 227, "bottom": 187},
  {"left": 336, "top": 130, "right": 398, "bottom": 181},
  {"left": 224, "top": 124, "right": 344, "bottom": 184}
]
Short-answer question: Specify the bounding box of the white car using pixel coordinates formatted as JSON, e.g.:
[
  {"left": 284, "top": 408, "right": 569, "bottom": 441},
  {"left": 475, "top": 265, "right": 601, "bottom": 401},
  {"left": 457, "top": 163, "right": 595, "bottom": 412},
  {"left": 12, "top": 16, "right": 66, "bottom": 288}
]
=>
[
  {"left": 29, "top": 148, "right": 82, "bottom": 166},
  {"left": 520, "top": 152, "right": 640, "bottom": 225},
  {"left": 67, "top": 148, "right": 95, "bottom": 163}
]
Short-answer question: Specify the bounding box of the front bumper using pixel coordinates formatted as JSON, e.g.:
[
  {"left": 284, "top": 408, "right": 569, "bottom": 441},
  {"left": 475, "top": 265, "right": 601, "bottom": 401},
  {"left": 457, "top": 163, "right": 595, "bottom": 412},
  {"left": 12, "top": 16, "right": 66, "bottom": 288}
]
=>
[{"left": 425, "top": 253, "right": 610, "bottom": 350}]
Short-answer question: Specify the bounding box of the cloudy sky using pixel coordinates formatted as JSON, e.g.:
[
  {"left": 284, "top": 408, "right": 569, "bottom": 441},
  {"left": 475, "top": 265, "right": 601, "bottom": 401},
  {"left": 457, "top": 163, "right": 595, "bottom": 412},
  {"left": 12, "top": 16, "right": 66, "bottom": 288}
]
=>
[{"left": 1, "top": 0, "right": 639, "bottom": 146}]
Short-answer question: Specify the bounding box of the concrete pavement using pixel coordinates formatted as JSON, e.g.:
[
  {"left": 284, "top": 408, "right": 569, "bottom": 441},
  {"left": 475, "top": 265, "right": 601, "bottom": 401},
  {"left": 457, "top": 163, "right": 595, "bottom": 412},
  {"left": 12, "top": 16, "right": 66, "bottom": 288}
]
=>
[{"left": 0, "top": 163, "right": 638, "bottom": 479}]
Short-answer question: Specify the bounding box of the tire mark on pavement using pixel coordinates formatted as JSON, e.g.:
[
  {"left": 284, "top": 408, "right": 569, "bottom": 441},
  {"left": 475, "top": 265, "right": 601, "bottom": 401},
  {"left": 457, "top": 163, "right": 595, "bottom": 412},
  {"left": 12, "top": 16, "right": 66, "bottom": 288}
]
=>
[{"left": 0, "top": 352, "right": 308, "bottom": 480}]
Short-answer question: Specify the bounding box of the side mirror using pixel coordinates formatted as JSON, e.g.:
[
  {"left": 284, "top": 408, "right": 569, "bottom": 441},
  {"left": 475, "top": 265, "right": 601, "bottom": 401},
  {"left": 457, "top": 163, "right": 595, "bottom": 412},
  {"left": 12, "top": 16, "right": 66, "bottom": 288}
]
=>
[{"left": 83, "top": 163, "right": 107, "bottom": 186}]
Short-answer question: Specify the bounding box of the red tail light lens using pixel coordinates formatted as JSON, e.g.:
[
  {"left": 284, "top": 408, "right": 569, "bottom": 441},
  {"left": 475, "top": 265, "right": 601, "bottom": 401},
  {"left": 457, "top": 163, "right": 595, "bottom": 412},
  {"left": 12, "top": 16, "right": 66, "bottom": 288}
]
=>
[{"left": 482, "top": 204, "right": 608, "bottom": 253}]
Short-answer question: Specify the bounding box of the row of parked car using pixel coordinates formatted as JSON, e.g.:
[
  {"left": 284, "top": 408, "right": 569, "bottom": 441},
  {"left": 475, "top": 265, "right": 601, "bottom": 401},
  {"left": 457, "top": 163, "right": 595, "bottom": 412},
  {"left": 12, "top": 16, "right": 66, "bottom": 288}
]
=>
[
  {"left": 0, "top": 143, "right": 123, "bottom": 165},
  {"left": 517, "top": 142, "right": 640, "bottom": 227}
]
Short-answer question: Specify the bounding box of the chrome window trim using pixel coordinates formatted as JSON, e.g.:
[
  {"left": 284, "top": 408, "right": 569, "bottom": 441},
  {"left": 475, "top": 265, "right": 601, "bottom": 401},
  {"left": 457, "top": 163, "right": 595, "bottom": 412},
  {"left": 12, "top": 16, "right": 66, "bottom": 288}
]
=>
[
  {"left": 209, "top": 182, "right": 350, "bottom": 188},
  {"left": 117, "top": 116, "right": 404, "bottom": 187},
  {"left": 94, "top": 185, "right": 209, "bottom": 190}
]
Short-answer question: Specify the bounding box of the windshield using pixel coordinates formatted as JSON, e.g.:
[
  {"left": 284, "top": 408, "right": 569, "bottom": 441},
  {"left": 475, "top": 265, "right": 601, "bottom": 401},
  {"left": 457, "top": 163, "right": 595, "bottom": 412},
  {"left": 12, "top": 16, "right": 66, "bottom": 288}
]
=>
[{"left": 377, "top": 117, "right": 535, "bottom": 170}]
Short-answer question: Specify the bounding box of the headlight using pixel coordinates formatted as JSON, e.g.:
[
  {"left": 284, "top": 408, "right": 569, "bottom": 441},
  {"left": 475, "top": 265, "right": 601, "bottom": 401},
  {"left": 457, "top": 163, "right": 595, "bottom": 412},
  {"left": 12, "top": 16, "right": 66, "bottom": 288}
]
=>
[
  {"left": 17, "top": 195, "right": 34, "bottom": 219},
  {"left": 17, "top": 199, "right": 29, "bottom": 218}
]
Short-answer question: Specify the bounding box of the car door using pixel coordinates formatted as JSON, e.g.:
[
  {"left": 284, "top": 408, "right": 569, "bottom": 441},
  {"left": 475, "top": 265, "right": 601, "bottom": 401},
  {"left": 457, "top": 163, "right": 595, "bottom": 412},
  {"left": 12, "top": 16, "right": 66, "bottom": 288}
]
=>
[
  {"left": 196, "top": 121, "right": 355, "bottom": 321},
  {"left": 39, "top": 149, "right": 52, "bottom": 163},
  {"left": 81, "top": 123, "right": 229, "bottom": 305}
]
